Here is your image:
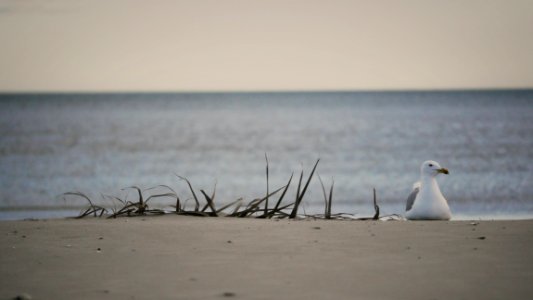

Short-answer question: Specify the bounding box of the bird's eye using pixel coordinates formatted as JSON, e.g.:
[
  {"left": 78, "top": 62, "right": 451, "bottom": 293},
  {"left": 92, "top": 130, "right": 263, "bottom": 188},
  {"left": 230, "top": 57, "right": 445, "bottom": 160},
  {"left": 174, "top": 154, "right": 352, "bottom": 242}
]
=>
[{"left": 429, "top": 164, "right": 433, "bottom": 167}]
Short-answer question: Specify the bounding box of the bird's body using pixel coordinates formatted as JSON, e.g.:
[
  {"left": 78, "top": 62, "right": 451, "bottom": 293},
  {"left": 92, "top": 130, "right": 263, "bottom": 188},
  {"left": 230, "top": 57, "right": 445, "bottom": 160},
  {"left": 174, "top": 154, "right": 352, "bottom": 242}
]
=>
[{"left": 405, "top": 161, "right": 451, "bottom": 220}]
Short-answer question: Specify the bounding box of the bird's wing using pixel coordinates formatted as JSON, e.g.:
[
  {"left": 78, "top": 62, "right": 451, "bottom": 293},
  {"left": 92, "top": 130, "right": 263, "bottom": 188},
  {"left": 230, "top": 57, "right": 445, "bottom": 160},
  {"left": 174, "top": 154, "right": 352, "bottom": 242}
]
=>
[{"left": 405, "top": 182, "right": 420, "bottom": 212}]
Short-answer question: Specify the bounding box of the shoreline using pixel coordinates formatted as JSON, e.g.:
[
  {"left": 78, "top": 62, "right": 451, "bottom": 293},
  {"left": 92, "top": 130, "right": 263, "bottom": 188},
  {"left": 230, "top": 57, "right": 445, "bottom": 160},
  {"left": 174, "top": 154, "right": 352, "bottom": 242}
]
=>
[
  {"left": 1, "top": 217, "right": 532, "bottom": 299},
  {"left": 1, "top": 207, "right": 532, "bottom": 222}
]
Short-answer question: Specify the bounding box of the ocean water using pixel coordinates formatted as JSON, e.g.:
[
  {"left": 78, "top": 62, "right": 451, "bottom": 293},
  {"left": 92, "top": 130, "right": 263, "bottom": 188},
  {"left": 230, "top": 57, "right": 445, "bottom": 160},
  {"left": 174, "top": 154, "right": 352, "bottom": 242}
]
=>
[{"left": 0, "top": 91, "right": 532, "bottom": 220}]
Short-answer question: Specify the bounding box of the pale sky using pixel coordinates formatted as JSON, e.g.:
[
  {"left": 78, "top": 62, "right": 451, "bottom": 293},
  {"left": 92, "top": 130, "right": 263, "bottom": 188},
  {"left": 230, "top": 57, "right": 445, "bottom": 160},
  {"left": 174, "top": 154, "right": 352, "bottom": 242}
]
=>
[{"left": 1, "top": 0, "right": 532, "bottom": 92}]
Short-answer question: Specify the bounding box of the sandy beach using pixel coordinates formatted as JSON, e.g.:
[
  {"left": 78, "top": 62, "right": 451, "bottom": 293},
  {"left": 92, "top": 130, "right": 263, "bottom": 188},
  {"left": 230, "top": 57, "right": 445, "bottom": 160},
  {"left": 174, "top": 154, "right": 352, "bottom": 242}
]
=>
[{"left": 1, "top": 216, "right": 532, "bottom": 300}]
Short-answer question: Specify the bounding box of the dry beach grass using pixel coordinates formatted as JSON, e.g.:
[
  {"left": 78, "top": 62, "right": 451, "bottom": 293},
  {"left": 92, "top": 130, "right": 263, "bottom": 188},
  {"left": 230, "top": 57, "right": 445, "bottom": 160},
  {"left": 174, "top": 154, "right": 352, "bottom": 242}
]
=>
[
  {"left": 60, "top": 157, "right": 322, "bottom": 220},
  {"left": 59, "top": 158, "right": 387, "bottom": 221}
]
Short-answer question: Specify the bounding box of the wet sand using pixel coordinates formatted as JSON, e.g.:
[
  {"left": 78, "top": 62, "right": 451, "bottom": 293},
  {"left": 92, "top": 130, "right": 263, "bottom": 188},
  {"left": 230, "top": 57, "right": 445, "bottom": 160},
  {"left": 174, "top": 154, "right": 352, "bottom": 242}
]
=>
[{"left": 1, "top": 216, "right": 532, "bottom": 299}]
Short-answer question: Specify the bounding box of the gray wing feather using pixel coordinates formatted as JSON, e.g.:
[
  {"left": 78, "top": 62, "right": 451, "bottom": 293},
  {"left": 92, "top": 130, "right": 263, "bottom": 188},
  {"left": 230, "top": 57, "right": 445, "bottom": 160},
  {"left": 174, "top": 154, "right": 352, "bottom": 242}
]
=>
[{"left": 405, "top": 187, "right": 419, "bottom": 212}]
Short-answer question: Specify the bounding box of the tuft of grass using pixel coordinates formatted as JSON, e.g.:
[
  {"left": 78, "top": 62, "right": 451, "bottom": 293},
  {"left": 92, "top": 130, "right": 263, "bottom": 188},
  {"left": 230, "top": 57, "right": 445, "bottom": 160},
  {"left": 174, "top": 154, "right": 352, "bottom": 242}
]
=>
[
  {"left": 266, "top": 173, "right": 294, "bottom": 219},
  {"left": 122, "top": 186, "right": 147, "bottom": 215},
  {"left": 62, "top": 192, "right": 107, "bottom": 218},
  {"left": 145, "top": 184, "right": 181, "bottom": 212},
  {"left": 100, "top": 193, "right": 126, "bottom": 215},
  {"left": 317, "top": 174, "right": 334, "bottom": 219},
  {"left": 216, "top": 197, "right": 243, "bottom": 215},
  {"left": 175, "top": 174, "right": 200, "bottom": 212},
  {"left": 289, "top": 159, "right": 320, "bottom": 219},
  {"left": 317, "top": 173, "right": 335, "bottom": 219},
  {"left": 66, "top": 157, "right": 397, "bottom": 221},
  {"left": 200, "top": 181, "right": 217, "bottom": 212},
  {"left": 230, "top": 186, "right": 285, "bottom": 218},
  {"left": 200, "top": 190, "right": 218, "bottom": 216}
]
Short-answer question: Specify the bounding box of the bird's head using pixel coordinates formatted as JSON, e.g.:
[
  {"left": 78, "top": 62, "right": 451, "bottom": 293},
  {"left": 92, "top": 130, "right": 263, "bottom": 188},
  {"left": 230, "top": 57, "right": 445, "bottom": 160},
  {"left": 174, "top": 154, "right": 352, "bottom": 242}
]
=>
[{"left": 420, "top": 160, "right": 449, "bottom": 177}]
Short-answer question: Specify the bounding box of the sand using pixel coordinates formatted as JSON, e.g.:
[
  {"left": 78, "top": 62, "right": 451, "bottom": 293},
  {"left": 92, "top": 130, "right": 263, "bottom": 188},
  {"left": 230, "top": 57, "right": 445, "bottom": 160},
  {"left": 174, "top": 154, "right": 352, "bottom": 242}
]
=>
[{"left": 1, "top": 216, "right": 532, "bottom": 300}]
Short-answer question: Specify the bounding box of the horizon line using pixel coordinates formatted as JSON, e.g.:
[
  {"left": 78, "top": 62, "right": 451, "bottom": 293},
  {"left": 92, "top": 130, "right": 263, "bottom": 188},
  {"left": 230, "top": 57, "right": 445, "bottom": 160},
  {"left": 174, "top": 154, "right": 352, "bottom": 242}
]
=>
[{"left": 1, "top": 87, "right": 533, "bottom": 95}]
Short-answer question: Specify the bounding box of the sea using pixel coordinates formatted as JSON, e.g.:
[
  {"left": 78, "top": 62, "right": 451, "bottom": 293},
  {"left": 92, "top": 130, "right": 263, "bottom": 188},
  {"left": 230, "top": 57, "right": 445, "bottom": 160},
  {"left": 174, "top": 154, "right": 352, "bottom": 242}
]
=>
[{"left": 0, "top": 90, "right": 532, "bottom": 220}]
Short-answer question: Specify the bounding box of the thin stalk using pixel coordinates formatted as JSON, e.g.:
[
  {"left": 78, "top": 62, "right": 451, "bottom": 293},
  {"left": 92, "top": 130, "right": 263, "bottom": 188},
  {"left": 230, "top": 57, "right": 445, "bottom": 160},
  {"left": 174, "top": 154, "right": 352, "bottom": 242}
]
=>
[
  {"left": 290, "top": 159, "right": 320, "bottom": 218},
  {"left": 317, "top": 174, "right": 328, "bottom": 216},
  {"left": 216, "top": 198, "right": 243, "bottom": 214},
  {"left": 175, "top": 174, "right": 200, "bottom": 212},
  {"left": 372, "top": 188, "right": 380, "bottom": 220},
  {"left": 264, "top": 153, "right": 269, "bottom": 216},
  {"left": 267, "top": 173, "right": 293, "bottom": 218},
  {"left": 200, "top": 190, "right": 218, "bottom": 216},
  {"left": 326, "top": 179, "right": 334, "bottom": 219}
]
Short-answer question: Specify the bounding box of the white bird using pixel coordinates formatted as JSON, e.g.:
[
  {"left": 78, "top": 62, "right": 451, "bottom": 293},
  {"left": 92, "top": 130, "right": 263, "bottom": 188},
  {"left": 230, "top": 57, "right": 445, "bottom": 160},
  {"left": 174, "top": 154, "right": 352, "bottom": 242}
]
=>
[{"left": 405, "top": 160, "right": 451, "bottom": 220}]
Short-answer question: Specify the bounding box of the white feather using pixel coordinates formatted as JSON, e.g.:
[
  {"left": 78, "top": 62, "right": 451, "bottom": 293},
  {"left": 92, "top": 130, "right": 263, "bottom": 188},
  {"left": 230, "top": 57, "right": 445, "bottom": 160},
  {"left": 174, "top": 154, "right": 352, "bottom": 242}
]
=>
[{"left": 405, "top": 161, "right": 451, "bottom": 220}]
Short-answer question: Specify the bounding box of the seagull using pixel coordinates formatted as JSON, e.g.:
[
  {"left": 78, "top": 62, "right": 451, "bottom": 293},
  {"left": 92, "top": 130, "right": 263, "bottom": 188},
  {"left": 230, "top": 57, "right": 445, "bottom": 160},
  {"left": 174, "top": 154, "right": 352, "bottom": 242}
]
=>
[{"left": 405, "top": 160, "right": 451, "bottom": 220}]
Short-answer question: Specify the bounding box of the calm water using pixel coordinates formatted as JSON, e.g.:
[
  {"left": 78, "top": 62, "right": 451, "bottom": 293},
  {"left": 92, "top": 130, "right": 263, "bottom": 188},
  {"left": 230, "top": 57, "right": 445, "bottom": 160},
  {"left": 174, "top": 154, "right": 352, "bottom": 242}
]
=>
[{"left": 0, "top": 91, "right": 532, "bottom": 220}]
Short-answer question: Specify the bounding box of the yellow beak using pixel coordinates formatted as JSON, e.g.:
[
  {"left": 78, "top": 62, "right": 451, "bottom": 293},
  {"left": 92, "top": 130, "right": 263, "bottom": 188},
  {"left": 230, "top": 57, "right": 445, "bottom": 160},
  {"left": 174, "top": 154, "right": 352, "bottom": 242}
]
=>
[{"left": 437, "top": 168, "right": 449, "bottom": 175}]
